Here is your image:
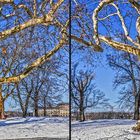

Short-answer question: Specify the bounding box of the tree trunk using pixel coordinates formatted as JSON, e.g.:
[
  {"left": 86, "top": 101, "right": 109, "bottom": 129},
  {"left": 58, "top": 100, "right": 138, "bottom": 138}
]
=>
[
  {"left": 79, "top": 107, "right": 82, "bottom": 121},
  {"left": 22, "top": 110, "right": 27, "bottom": 118},
  {"left": 34, "top": 102, "right": 38, "bottom": 117},
  {"left": 79, "top": 108, "right": 85, "bottom": 121},
  {"left": 76, "top": 111, "right": 79, "bottom": 121},
  {"left": 34, "top": 92, "right": 39, "bottom": 117},
  {"left": 82, "top": 110, "right": 85, "bottom": 121},
  {"left": 43, "top": 96, "right": 46, "bottom": 116},
  {"left": 134, "top": 95, "right": 139, "bottom": 120},
  {"left": 0, "top": 85, "right": 5, "bottom": 119},
  {"left": 79, "top": 92, "right": 85, "bottom": 122}
]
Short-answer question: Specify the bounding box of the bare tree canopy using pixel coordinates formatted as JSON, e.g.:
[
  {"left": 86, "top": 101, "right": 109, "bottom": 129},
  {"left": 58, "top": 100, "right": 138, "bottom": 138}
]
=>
[
  {"left": 92, "top": 0, "right": 140, "bottom": 56},
  {"left": 0, "top": 0, "right": 68, "bottom": 84},
  {"left": 71, "top": 64, "right": 109, "bottom": 121}
]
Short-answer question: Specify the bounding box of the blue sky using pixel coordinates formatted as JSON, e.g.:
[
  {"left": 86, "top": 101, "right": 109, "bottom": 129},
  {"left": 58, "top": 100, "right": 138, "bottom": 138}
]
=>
[
  {"left": 3, "top": 0, "right": 139, "bottom": 112},
  {"left": 71, "top": 0, "right": 139, "bottom": 112},
  {"left": 95, "top": 55, "right": 118, "bottom": 107}
]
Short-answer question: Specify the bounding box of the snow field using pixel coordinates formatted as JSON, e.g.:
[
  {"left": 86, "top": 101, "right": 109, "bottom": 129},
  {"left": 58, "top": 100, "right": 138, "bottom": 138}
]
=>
[
  {"left": 72, "top": 119, "right": 140, "bottom": 140},
  {"left": 0, "top": 117, "right": 69, "bottom": 139}
]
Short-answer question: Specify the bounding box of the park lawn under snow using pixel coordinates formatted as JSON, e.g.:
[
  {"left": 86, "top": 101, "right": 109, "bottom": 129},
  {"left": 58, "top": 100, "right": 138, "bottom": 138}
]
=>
[
  {"left": 0, "top": 117, "right": 69, "bottom": 139},
  {"left": 72, "top": 119, "right": 140, "bottom": 140}
]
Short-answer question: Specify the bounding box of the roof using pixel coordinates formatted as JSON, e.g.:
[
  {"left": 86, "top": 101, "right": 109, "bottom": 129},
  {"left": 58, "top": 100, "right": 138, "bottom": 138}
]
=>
[
  {"left": 57, "top": 102, "right": 69, "bottom": 106},
  {"left": 38, "top": 102, "right": 69, "bottom": 110}
]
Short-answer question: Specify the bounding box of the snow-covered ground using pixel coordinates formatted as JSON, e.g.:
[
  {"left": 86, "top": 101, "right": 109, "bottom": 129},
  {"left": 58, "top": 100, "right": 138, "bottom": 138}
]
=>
[
  {"left": 0, "top": 117, "right": 69, "bottom": 139},
  {"left": 72, "top": 119, "right": 140, "bottom": 140}
]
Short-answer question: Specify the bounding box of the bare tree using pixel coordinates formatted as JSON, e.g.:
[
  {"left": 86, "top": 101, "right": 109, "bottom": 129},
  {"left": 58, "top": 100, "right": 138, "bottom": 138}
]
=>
[
  {"left": 72, "top": 65, "right": 109, "bottom": 121},
  {"left": 15, "top": 79, "right": 33, "bottom": 117},
  {"left": 108, "top": 52, "right": 140, "bottom": 120},
  {"left": 39, "top": 76, "right": 62, "bottom": 117}
]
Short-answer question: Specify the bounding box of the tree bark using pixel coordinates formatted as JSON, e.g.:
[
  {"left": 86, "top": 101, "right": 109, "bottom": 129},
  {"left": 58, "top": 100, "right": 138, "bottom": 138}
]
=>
[
  {"left": 82, "top": 110, "right": 85, "bottom": 121},
  {"left": 0, "top": 85, "right": 5, "bottom": 119},
  {"left": 22, "top": 111, "right": 27, "bottom": 118},
  {"left": 16, "top": 84, "right": 28, "bottom": 118},
  {"left": 79, "top": 92, "right": 85, "bottom": 122},
  {"left": 134, "top": 94, "right": 139, "bottom": 120},
  {"left": 34, "top": 92, "right": 39, "bottom": 117},
  {"left": 76, "top": 111, "right": 79, "bottom": 121},
  {"left": 79, "top": 108, "right": 85, "bottom": 122},
  {"left": 43, "top": 96, "right": 46, "bottom": 116}
]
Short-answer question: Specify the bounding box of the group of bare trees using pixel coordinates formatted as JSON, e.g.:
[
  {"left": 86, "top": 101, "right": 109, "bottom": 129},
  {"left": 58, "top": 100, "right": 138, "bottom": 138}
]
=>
[
  {"left": 0, "top": 0, "right": 140, "bottom": 131},
  {"left": 0, "top": 0, "right": 70, "bottom": 118},
  {"left": 13, "top": 65, "right": 62, "bottom": 117},
  {"left": 107, "top": 52, "right": 140, "bottom": 120},
  {"left": 71, "top": 0, "right": 140, "bottom": 125},
  {"left": 0, "top": 0, "right": 107, "bottom": 119},
  {"left": 0, "top": 27, "right": 64, "bottom": 117}
]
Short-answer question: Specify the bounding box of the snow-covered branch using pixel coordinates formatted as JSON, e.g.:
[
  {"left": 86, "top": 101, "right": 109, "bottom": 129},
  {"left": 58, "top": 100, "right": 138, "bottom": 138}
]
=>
[
  {"left": 0, "top": 35, "right": 67, "bottom": 84},
  {"left": 0, "top": 0, "right": 64, "bottom": 40},
  {"left": 71, "top": 35, "right": 103, "bottom": 52},
  {"left": 0, "top": 0, "right": 13, "bottom": 3},
  {"left": 100, "top": 36, "right": 140, "bottom": 56},
  {"left": 92, "top": 0, "right": 140, "bottom": 56},
  {"left": 111, "top": 3, "right": 140, "bottom": 48},
  {"left": 92, "top": 0, "right": 114, "bottom": 45},
  {"left": 0, "top": 0, "right": 66, "bottom": 84}
]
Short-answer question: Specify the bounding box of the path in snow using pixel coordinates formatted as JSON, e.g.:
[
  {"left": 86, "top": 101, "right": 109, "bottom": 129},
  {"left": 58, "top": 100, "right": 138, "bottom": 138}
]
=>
[{"left": 72, "top": 119, "right": 140, "bottom": 140}]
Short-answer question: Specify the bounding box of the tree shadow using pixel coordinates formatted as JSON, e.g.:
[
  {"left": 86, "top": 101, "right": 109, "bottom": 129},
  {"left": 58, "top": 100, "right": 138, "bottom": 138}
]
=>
[
  {"left": 0, "top": 117, "right": 65, "bottom": 127},
  {"left": 72, "top": 119, "right": 137, "bottom": 128}
]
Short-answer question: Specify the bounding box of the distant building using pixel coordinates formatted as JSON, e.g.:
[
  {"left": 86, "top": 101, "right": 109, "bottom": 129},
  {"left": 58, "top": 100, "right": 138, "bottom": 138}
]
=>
[
  {"left": 38, "top": 103, "right": 69, "bottom": 117},
  {"left": 5, "top": 111, "right": 33, "bottom": 118},
  {"left": 5, "top": 111, "right": 23, "bottom": 118}
]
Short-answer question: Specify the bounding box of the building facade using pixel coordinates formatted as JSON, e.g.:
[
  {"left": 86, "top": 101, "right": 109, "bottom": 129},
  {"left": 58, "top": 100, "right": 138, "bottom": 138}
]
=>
[{"left": 38, "top": 103, "right": 69, "bottom": 117}]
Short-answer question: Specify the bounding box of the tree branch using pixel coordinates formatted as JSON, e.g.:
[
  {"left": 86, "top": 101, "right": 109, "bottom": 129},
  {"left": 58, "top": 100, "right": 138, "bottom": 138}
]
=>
[
  {"left": 92, "top": 0, "right": 114, "bottom": 45},
  {"left": 100, "top": 36, "right": 140, "bottom": 56},
  {"left": 71, "top": 35, "right": 103, "bottom": 52},
  {"left": 16, "top": 4, "right": 33, "bottom": 18},
  {"left": 0, "top": 36, "right": 67, "bottom": 84},
  {"left": 111, "top": 3, "right": 140, "bottom": 48},
  {"left": 33, "top": 0, "right": 37, "bottom": 18},
  {"left": 128, "top": 0, "right": 140, "bottom": 14},
  {"left": 3, "top": 86, "right": 15, "bottom": 101},
  {"left": 0, "top": 0, "right": 13, "bottom": 3},
  {"left": 98, "top": 13, "right": 118, "bottom": 21},
  {"left": 0, "top": 0, "right": 64, "bottom": 40},
  {"left": 92, "top": 0, "right": 140, "bottom": 56}
]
